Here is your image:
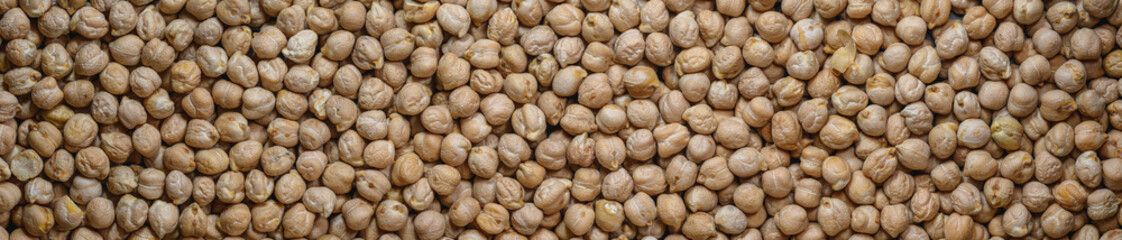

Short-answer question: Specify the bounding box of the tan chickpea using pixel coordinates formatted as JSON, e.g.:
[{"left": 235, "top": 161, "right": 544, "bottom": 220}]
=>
[
  {"left": 111, "top": 194, "right": 149, "bottom": 232},
  {"left": 247, "top": 26, "right": 285, "bottom": 58},
  {"left": 301, "top": 186, "right": 335, "bottom": 217},
  {"left": 1, "top": 39, "right": 35, "bottom": 70},
  {"left": 1040, "top": 90, "right": 1077, "bottom": 121},
  {"left": 0, "top": 8, "right": 31, "bottom": 40},
  {"left": 0, "top": 182, "right": 19, "bottom": 214},
  {"left": 21, "top": 177, "right": 52, "bottom": 206},
  {"left": 446, "top": 193, "right": 484, "bottom": 227},
  {"left": 72, "top": 42, "right": 109, "bottom": 77},
  {"left": 371, "top": 28, "right": 414, "bottom": 62},
  {"left": 30, "top": 42, "right": 67, "bottom": 79},
  {"left": 297, "top": 5, "right": 334, "bottom": 34},
  {"left": 19, "top": 204, "right": 54, "bottom": 236},
  {"left": 749, "top": 11, "right": 790, "bottom": 43},
  {"left": 308, "top": 157, "right": 348, "bottom": 192},
  {"left": 275, "top": 203, "right": 315, "bottom": 238},
  {"left": 211, "top": 171, "right": 248, "bottom": 204},
  {"left": 215, "top": 27, "right": 251, "bottom": 58},
  {"left": 41, "top": 85, "right": 76, "bottom": 117},
  {"left": 210, "top": 203, "right": 252, "bottom": 236},
  {"left": 902, "top": 47, "right": 940, "bottom": 85},
  {"left": 570, "top": 11, "right": 611, "bottom": 42},
  {"left": 69, "top": 7, "right": 108, "bottom": 40},
  {"left": 820, "top": 116, "right": 861, "bottom": 150},
  {"left": 874, "top": 43, "right": 910, "bottom": 73},
  {"left": 471, "top": 202, "right": 508, "bottom": 235},
  {"left": 892, "top": 16, "right": 926, "bottom": 46},
  {"left": 793, "top": 99, "right": 828, "bottom": 135},
  {"left": 163, "top": 19, "right": 194, "bottom": 51}
]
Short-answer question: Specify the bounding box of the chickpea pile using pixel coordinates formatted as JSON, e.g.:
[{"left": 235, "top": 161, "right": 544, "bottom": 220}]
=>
[{"left": 6, "top": 0, "right": 1122, "bottom": 238}]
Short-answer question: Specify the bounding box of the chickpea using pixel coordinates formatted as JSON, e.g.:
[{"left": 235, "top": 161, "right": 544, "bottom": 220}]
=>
[{"left": 477, "top": 203, "right": 510, "bottom": 235}]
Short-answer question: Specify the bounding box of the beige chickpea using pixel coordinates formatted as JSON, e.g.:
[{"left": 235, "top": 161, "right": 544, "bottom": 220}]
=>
[
  {"left": 0, "top": 8, "right": 31, "bottom": 40},
  {"left": 1040, "top": 90, "right": 1077, "bottom": 121},
  {"left": 25, "top": 74, "right": 58, "bottom": 110},
  {"left": 787, "top": 19, "right": 824, "bottom": 51},
  {"left": 263, "top": 118, "right": 299, "bottom": 148},
  {"left": 144, "top": 38, "right": 186, "bottom": 68},
  {"left": 220, "top": 26, "right": 253, "bottom": 57},
  {"left": 2, "top": 39, "right": 35, "bottom": 69},
  {"left": 111, "top": 193, "right": 150, "bottom": 232},
  {"left": 1074, "top": 121, "right": 1107, "bottom": 152},
  {"left": 769, "top": 77, "right": 805, "bottom": 108},
  {"left": 933, "top": 22, "right": 968, "bottom": 59},
  {"left": 277, "top": 203, "right": 313, "bottom": 238},
  {"left": 248, "top": 26, "right": 286, "bottom": 59},
  {"left": 458, "top": 0, "right": 494, "bottom": 25},
  {"left": 875, "top": 43, "right": 910, "bottom": 73},
  {"left": 18, "top": 204, "right": 54, "bottom": 237},
  {"left": 378, "top": 28, "right": 416, "bottom": 62},
  {"left": 1083, "top": 188, "right": 1120, "bottom": 221},
  {"left": 1005, "top": 83, "right": 1039, "bottom": 118},
  {"left": 738, "top": 38, "right": 775, "bottom": 69},
  {"left": 301, "top": 5, "right": 336, "bottom": 34},
  {"left": 188, "top": 18, "right": 221, "bottom": 47},
  {"left": 905, "top": 46, "right": 941, "bottom": 84},
  {"left": 894, "top": 16, "right": 926, "bottom": 46},
  {"left": 322, "top": 96, "right": 358, "bottom": 132},
  {"left": 771, "top": 110, "right": 805, "bottom": 150},
  {"left": 984, "top": 20, "right": 1022, "bottom": 52},
  {"left": 783, "top": 51, "right": 819, "bottom": 80},
  {"left": 795, "top": 99, "right": 828, "bottom": 135},
  {"left": 21, "top": 177, "right": 53, "bottom": 206},
  {"left": 319, "top": 161, "right": 354, "bottom": 194},
  {"left": 947, "top": 58, "right": 980, "bottom": 91},
  {"left": 552, "top": 37, "right": 587, "bottom": 70},
  {"left": 449, "top": 195, "right": 484, "bottom": 228},
  {"left": 821, "top": 115, "right": 861, "bottom": 150},
  {"left": 477, "top": 203, "right": 510, "bottom": 235},
  {"left": 561, "top": 134, "right": 596, "bottom": 169},
  {"left": 505, "top": 204, "right": 543, "bottom": 236},
  {"left": 279, "top": 29, "right": 317, "bottom": 63},
  {"left": 770, "top": 204, "right": 807, "bottom": 235},
  {"left": 816, "top": 157, "right": 848, "bottom": 191},
  {"left": 162, "top": 19, "right": 196, "bottom": 52},
  {"left": 1053, "top": 59, "right": 1088, "bottom": 94},
  {"left": 70, "top": 7, "right": 109, "bottom": 40},
  {"left": 754, "top": 11, "right": 791, "bottom": 43},
  {"left": 34, "top": 43, "right": 69, "bottom": 81},
  {"left": 636, "top": 0, "right": 671, "bottom": 32},
  {"left": 73, "top": 43, "right": 109, "bottom": 77},
  {"left": 407, "top": 210, "right": 443, "bottom": 240},
  {"left": 917, "top": 0, "right": 949, "bottom": 28},
  {"left": 302, "top": 186, "right": 335, "bottom": 217},
  {"left": 360, "top": 2, "right": 393, "bottom": 36},
  {"left": 951, "top": 10, "right": 987, "bottom": 40},
  {"left": 0, "top": 182, "right": 19, "bottom": 213},
  {"left": 1108, "top": 50, "right": 1122, "bottom": 78},
  {"left": 893, "top": 138, "right": 929, "bottom": 170},
  {"left": 507, "top": 0, "right": 542, "bottom": 24},
  {"left": 1080, "top": 0, "right": 1118, "bottom": 17}
]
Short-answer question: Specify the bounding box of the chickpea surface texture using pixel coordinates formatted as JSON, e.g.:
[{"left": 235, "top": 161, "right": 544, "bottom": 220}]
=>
[{"left": 1, "top": 0, "right": 1120, "bottom": 239}]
